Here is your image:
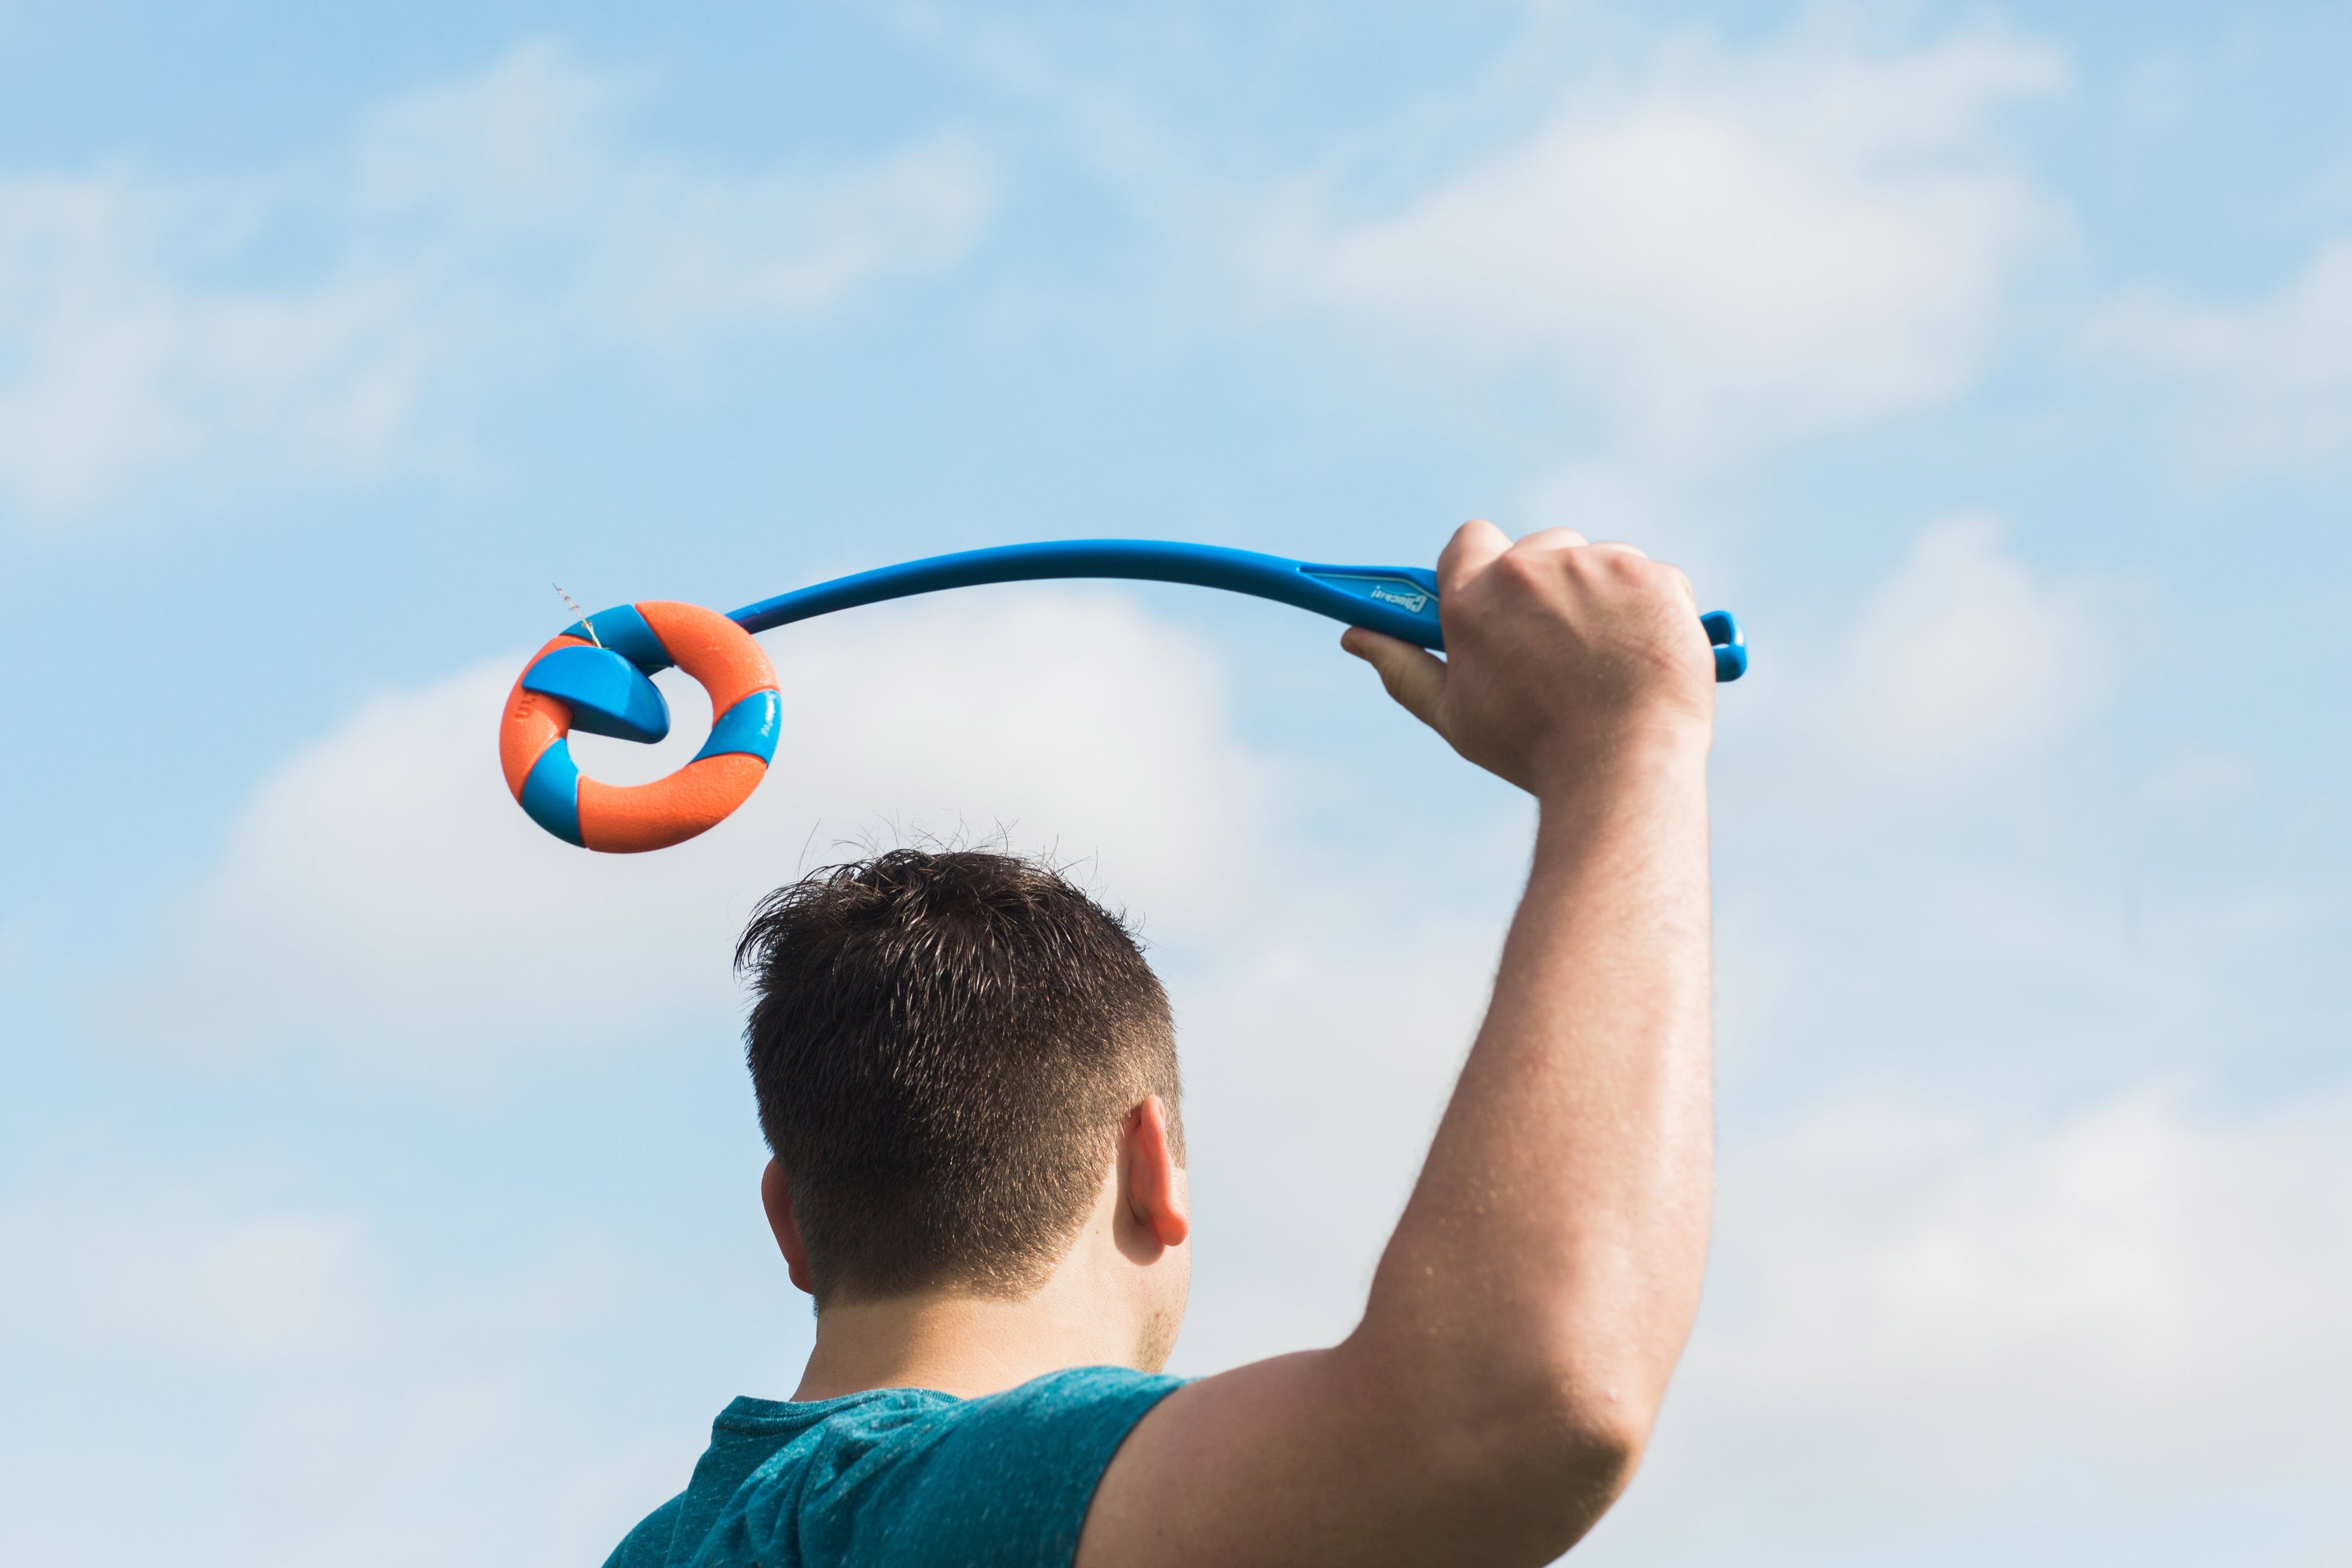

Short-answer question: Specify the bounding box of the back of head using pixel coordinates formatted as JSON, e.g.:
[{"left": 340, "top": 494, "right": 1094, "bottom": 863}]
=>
[{"left": 737, "top": 848, "right": 1181, "bottom": 1307}]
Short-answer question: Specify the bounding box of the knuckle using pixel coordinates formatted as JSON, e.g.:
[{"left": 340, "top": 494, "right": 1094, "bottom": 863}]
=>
[
  {"left": 1602, "top": 554, "right": 1661, "bottom": 592},
  {"left": 1493, "top": 550, "right": 1547, "bottom": 588}
]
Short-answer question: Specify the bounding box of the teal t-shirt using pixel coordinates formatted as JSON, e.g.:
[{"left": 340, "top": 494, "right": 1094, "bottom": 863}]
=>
[{"left": 604, "top": 1367, "right": 1183, "bottom": 1568}]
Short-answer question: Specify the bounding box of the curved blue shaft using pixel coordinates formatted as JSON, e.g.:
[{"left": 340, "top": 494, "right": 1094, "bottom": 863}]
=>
[
  {"left": 725, "top": 539, "right": 1748, "bottom": 681},
  {"left": 526, "top": 541, "right": 1745, "bottom": 846}
]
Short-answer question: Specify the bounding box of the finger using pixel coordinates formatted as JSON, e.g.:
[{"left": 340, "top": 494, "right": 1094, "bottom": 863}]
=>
[
  {"left": 1437, "top": 519, "right": 1511, "bottom": 595},
  {"left": 1585, "top": 541, "right": 1648, "bottom": 559},
  {"left": 1512, "top": 526, "right": 1589, "bottom": 556},
  {"left": 1341, "top": 627, "right": 1448, "bottom": 731}
]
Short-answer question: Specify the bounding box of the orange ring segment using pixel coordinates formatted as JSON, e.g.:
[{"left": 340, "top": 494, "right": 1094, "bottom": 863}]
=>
[{"left": 499, "top": 602, "right": 779, "bottom": 853}]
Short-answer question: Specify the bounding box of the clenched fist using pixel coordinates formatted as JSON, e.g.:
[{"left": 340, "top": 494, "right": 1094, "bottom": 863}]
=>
[{"left": 1341, "top": 521, "right": 1715, "bottom": 797}]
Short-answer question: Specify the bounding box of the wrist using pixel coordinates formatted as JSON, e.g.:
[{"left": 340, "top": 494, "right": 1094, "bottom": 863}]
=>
[{"left": 1525, "top": 713, "right": 1711, "bottom": 810}]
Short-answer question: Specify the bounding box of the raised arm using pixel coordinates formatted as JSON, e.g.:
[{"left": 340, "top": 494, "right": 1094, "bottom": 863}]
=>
[{"left": 1078, "top": 521, "right": 1716, "bottom": 1567}]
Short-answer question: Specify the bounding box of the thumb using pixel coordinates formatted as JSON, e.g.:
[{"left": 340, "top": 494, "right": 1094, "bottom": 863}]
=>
[{"left": 1341, "top": 627, "right": 1448, "bottom": 732}]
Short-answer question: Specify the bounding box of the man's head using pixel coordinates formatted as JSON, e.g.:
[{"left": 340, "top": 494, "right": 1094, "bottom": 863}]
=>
[{"left": 737, "top": 848, "right": 1186, "bottom": 1330}]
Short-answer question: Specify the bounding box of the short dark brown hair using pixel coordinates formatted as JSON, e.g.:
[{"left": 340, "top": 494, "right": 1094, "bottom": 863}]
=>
[{"left": 736, "top": 848, "right": 1181, "bottom": 1306}]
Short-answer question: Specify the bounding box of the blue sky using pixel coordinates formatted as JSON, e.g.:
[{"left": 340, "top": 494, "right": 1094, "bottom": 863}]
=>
[{"left": 3, "top": 2, "right": 2349, "bottom": 1563}]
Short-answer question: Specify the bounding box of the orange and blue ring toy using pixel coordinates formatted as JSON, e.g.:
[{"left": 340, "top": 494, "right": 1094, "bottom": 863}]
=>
[
  {"left": 499, "top": 601, "right": 780, "bottom": 853},
  {"left": 501, "top": 542, "right": 1745, "bottom": 852}
]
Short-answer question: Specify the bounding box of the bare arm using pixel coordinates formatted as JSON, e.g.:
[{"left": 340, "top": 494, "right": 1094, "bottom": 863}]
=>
[{"left": 1079, "top": 522, "right": 1716, "bottom": 1567}]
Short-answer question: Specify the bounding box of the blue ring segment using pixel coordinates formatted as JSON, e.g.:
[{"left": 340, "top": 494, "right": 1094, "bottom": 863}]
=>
[{"left": 724, "top": 539, "right": 1748, "bottom": 682}]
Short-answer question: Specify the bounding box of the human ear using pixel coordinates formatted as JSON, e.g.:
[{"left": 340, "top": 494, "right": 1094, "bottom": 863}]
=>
[
  {"left": 1123, "top": 1096, "right": 1191, "bottom": 1249},
  {"left": 760, "top": 1157, "right": 815, "bottom": 1294}
]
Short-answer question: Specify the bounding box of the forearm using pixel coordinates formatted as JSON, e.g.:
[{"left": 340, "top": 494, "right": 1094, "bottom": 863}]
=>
[{"left": 1359, "top": 729, "right": 1715, "bottom": 1446}]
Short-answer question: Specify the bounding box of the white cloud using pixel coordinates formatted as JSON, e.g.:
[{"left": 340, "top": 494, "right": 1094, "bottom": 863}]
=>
[
  {"left": 1704, "top": 1080, "right": 2352, "bottom": 1432},
  {"left": 1272, "top": 20, "right": 2066, "bottom": 445},
  {"left": 1584, "top": 1079, "right": 2352, "bottom": 1559},
  {"left": 347, "top": 42, "right": 995, "bottom": 349},
  {"left": 115, "top": 572, "right": 1516, "bottom": 1362},
  {"left": 1835, "top": 515, "right": 2102, "bottom": 771},
  {"left": 0, "top": 1175, "right": 685, "bottom": 1566},
  {"left": 1173, "top": 906, "right": 1504, "bottom": 1362},
  {"left": 2091, "top": 238, "right": 2352, "bottom": 467},
  {"left": 134, "top": 588, "right": 1274, "bottom": 1060},
  {"left": 226, "top": 1370, "right": 668, "bottom": 1568},
  {"left": 0, "top": 170, "right": 434, "bottom": 517},
  {"left": 0, "top": 1199, "right": 374, "bottom": 1364},
  {"left": 117, "top": 572, "right": 1515, "bottom": 1359},
  {"left": 0, "top": 39, "right": 996, "bottom": 524},
  {"left": 98, "top": 1216, "right": 376, "bottom": 1362}
]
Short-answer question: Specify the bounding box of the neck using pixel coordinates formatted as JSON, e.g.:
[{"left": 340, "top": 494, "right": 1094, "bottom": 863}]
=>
[{"left": 791, "top": 1276, "right": 1147, "bottom": 1402}]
